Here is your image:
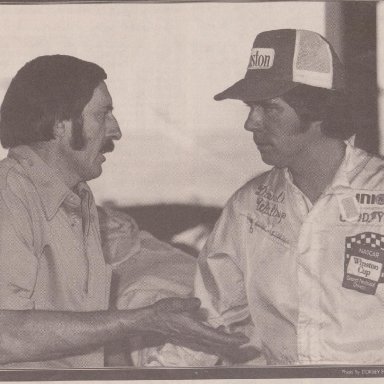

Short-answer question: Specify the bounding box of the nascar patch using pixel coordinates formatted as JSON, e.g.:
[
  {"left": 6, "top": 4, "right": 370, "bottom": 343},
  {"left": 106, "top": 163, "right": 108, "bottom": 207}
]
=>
[{"left": 342, "top": 232, "right": 384, "bottom": 295}]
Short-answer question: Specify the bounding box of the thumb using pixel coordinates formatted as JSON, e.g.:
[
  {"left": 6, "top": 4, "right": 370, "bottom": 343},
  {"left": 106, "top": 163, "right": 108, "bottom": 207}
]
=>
[{"left": 154, "top": 297, "right": 201, "bottom": 313}]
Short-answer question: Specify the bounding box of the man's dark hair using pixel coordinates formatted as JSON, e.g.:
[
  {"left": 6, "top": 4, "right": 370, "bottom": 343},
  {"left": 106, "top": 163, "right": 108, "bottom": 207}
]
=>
[
  {"left": 281, "top": 85, "right": 352, "bottom": 140},
  {"left": 0, "top": 55, "right": 107, "bottom": 149}
]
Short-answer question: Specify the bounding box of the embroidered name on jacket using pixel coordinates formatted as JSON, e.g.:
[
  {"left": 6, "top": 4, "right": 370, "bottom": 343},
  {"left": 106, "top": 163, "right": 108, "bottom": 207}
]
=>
[
  {"left": 241, "top": 213, "right": 289, "bottom": 244},
  {"left": 255, "top": 184, "right": 286, "bottom": 223},
  {"left": 343, "top": 232, "right": 384, "bottom": 295}
]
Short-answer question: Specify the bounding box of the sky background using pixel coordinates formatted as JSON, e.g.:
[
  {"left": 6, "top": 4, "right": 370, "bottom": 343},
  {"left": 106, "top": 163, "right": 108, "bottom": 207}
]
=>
[{"left": 0, "top": 2, "right": 380, "bottom": 207}]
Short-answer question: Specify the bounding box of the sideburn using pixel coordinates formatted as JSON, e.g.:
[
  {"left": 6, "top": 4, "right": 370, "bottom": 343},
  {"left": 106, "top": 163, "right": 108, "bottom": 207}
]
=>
[{"left": 70, "top": 115, "right": 85, "bottom": 150}]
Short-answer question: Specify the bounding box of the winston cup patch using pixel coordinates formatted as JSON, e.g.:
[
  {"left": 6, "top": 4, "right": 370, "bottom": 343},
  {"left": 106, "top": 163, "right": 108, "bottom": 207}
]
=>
[
  {"left": 343, "top": 232, "right": 384, "bottom": 295},
  {"left": 248, "top": 48, "right": 275, "bottom": 69}
]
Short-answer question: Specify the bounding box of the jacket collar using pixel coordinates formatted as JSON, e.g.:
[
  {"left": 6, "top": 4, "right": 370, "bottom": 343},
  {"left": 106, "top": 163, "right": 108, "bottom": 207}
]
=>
[{"left": 324, "top": 141, "right": 372, "bottom": 195}]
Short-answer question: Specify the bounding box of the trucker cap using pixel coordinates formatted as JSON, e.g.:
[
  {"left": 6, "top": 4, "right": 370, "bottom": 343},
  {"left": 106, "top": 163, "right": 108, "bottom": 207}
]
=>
[{"left": 214, "top": 29, "right": 345, "bottom": 102}]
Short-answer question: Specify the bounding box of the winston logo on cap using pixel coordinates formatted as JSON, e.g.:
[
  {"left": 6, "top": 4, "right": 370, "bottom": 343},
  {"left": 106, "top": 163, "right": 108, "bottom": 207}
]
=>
[{"left": 248, "top": 48, "right": 275, "bottom": 69}]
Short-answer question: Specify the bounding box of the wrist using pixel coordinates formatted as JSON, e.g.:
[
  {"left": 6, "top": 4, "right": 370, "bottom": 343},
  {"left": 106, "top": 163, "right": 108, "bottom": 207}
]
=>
[{"left": 116, "top": 306, "right": 155, "bottom": 335}]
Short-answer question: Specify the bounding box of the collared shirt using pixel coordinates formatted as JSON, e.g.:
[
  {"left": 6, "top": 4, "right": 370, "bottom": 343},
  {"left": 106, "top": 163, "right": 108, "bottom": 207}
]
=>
[
  {"left": 0, "top": 145, "right": 112, "bottom": 368},
  {"left": 193, "top": 143, "right": 384, "bottom": 365}
]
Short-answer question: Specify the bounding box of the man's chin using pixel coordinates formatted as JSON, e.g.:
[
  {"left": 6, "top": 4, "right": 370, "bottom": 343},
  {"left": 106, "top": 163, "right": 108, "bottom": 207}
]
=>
[
  {"left": 93, "top": 166, "right": 103, "bottom": 179},
  {"left": 259, "top": 153, "right": 286, "bottom": 168},
  {"left": 83, "top": 166, "right": 103, "bottom": 182},
  {"left": 259, "top": 152, "right": 275, "bottom": 166}
]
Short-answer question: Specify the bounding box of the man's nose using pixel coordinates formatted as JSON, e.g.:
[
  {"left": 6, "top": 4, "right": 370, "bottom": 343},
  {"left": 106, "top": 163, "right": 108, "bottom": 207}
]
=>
[
  {"left": 108, "top": 115, "right": 122, "bottom": 140},
  {"left": 244, "top": 105, "right": 264, "bottom": 132}
]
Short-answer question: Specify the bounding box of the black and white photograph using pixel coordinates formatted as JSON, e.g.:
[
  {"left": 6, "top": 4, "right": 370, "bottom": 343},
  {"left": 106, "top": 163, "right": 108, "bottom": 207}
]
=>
[{"left": 0, "top": 0, "right": 382, "bottom": 381}]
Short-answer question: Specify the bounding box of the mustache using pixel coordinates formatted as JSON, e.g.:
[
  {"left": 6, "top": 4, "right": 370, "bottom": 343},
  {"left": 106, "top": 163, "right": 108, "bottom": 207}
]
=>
[{"left": 101, "top": 140, "right": 115, "bottom": 154}]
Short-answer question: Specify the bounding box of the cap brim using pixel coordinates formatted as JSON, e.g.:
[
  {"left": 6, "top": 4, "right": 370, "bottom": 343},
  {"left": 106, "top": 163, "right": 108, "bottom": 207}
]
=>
[{"left": 214, "top": 78, "right": 299, "bottom": 102}]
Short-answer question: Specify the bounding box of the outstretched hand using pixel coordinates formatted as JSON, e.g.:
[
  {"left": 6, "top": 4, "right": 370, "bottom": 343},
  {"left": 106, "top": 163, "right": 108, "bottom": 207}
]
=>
[{"left": 146, "top": 297, "right": 259, "bottom": 364}]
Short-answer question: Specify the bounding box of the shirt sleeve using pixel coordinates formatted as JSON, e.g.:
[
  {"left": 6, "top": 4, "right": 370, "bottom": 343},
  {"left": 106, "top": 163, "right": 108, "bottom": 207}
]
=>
[
  {"left": 0, "top": 185, "right": 38, "bottom": 310},
  {"left": 191, "top": 197, "right": 265, "bottom": 365},
  {"left": 97, "top": 206, "right": 142, "bottom": 266},
  {"left": 194, "top": 195, "right": 250, "bottom": 328}
]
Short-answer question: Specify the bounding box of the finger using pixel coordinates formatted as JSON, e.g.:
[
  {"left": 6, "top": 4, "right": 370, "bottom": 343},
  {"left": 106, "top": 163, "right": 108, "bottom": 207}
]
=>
[
  {"left": 170, "top": 315, "right": 250, "bottom": 345},
  {"left": 229, "top": 331, "right": 250, "bottom": 343},
  {"left": 167, "top": 338, "right": 259, "bottom": 365},
  {"left": 198, "top": 324, "right": 250, "bottom": 345}
]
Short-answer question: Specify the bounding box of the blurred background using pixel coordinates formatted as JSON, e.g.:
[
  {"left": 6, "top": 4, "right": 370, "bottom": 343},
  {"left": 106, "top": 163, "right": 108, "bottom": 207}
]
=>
[{"left": 0, "top": 2, "right": 381, "bottom": 254}]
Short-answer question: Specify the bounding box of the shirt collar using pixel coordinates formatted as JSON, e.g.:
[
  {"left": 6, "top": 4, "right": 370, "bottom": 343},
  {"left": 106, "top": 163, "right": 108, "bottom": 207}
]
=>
[
  {"left": 8, "top": 145, "right": 90, "bottom": 220},
  {"left": 324, "top": 140, "right": 372, "bottom": 195}
]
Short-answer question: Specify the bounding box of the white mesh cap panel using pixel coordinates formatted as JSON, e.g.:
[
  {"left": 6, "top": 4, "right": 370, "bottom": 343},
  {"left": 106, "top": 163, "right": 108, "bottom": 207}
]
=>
[{"left": 292, "top": 30, "right": 334, "bottom": 89}]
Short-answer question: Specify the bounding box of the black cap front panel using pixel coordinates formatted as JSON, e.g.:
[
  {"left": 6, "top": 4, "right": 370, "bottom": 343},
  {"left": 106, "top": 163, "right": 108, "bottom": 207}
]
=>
[{"left": 245, "top": 29, "right": 297, "bottom": 83}]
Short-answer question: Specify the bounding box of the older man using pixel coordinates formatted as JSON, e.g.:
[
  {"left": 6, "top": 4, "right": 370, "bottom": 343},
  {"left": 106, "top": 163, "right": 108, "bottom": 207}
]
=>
[{"left": 0, "top": 55, "right": 248, "bottom": 367}]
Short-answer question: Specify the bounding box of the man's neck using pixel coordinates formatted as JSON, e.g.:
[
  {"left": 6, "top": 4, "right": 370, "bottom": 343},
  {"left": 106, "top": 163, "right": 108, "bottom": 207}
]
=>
[
  {"left": 28, "top": 143, "right": 81, "bottom": 190},
  {"left": 289, "top": 138, "right": 346, "bottom": 204}
]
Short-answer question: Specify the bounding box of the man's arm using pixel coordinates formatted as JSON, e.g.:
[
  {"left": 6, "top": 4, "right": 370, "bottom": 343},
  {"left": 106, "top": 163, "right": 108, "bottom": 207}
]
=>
[
  {"left": 0, "top": 199, "right": 248, "bottom": 365},
  {"left": 0, "top": 297, "right": 249, "bottom": 364}
]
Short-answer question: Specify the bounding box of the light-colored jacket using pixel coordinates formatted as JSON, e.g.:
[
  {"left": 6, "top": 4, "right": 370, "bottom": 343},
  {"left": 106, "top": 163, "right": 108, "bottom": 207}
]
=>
[{"left": 195, "top": 143, "right": 384, "bottom": 364}]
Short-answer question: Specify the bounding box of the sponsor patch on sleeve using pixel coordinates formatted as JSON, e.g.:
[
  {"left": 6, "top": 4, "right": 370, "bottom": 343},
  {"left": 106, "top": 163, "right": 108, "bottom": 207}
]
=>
[{"left": 343, "top": 232, "right": 384, "bottom": 295}]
